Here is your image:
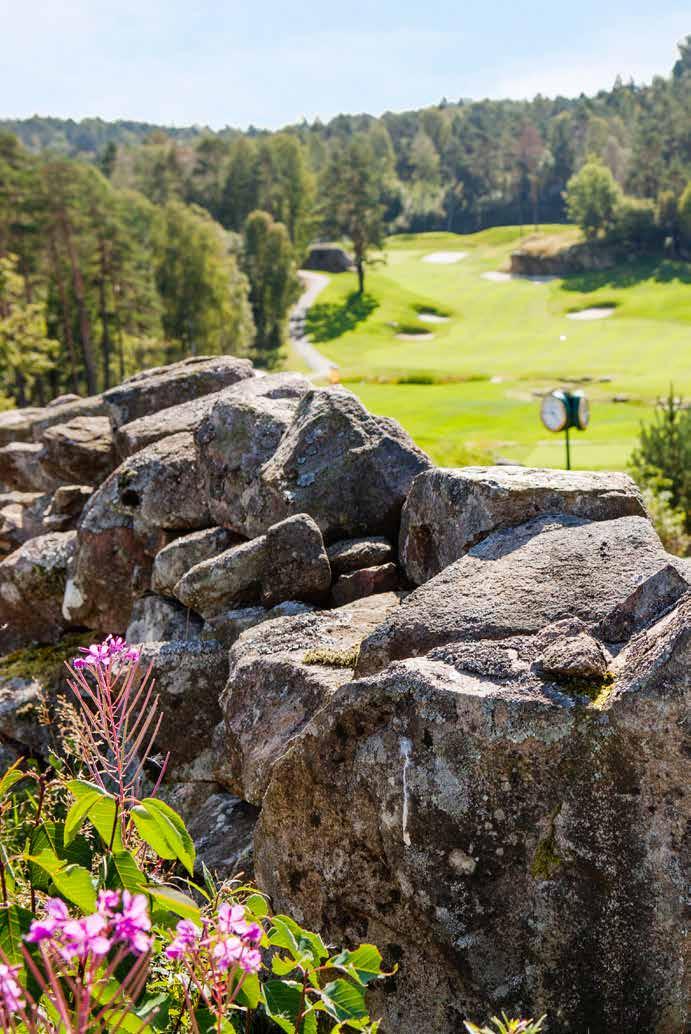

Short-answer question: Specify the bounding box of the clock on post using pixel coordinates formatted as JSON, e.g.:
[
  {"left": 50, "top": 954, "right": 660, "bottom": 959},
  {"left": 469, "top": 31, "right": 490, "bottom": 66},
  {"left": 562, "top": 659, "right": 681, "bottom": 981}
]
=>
[{"left": 540, "top": 389, "right": 589, "bottom": 468}]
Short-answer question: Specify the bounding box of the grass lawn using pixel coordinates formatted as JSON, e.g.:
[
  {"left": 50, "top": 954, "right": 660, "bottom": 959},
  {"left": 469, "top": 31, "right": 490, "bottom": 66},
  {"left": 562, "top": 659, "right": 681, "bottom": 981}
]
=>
[{"left": 296, "top": 226, "right": 691, "bottom": 471}]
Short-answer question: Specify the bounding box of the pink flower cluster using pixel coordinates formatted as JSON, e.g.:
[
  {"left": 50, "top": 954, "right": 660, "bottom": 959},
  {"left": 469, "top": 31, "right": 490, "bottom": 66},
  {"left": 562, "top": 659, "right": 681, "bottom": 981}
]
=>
[
  {"left": 26, "top": 891, "right": 151, "bottom": 961},
  {"left": 0, "top": 962, "right": 24, "bottom": 1016},
  {"left": 166, "top": 902, "right": 262, "bottom": 977},
  {"left": 72, "top": 634, "right": 140, "bottom": 671}
]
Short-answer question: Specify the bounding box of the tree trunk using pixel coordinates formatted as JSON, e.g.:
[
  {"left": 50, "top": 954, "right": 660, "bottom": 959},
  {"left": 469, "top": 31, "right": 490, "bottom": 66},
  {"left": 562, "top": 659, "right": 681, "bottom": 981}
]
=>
[
  {"left": 48, "top": 234, "right": 79, "bottom": 393},
  {"left": 60, "top": 213, "right": 98, "bottom": 395},
  {"left": 356, "top": 258, "right": 365, "bottom": 295},
  {"left": 98, "top": 238, "right": 112, "bottom": 389}
]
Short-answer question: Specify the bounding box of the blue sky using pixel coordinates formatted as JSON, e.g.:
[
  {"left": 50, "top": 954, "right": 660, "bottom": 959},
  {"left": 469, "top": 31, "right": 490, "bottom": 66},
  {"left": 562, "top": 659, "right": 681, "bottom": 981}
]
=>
[{"left": 1, "top": 1, "right": 688, "bottom": 129}]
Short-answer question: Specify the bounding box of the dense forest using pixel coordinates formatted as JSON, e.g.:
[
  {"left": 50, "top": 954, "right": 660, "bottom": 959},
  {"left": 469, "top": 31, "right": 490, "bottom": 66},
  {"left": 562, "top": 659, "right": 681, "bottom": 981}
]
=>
[{"left": 0, "top": 37, "right": 689, "bottom": 405}]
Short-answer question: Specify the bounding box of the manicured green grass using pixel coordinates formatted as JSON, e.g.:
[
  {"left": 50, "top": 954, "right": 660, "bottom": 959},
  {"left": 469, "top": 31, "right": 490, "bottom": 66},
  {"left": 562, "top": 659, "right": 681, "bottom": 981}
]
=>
[{"left": 298, "top": 227, "right": 691, "bottom": 471}]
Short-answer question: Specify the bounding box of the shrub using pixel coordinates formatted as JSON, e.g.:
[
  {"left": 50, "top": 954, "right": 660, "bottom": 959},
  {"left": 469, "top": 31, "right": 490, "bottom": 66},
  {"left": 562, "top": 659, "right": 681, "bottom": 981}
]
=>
[
  {"left": 678, "top": 181, "right": 691, "bottom": 252},
  {"left": 607, "top": 197, "right": 663, "bottom": 250},
  {"left": 0, "top": 635, "right": 387, "bottom": 1032},
  {"left": 630, "top": 387, "right": 690, "bottom": 535},
  {"left": 564, "top": 157, "right": 621, "bottom": 238}
]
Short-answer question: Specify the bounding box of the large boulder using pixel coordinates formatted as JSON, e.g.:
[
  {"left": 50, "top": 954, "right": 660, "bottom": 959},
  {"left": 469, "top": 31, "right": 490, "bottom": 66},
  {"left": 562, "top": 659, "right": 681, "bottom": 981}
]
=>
[
  {"left": 39, "top": 417, "right": 117, "bottom": 487},
  {"left": 63, "top": 433, "right": 209, "bottom": 632},
  {"left": 0, "top": 443, "right": 57, "bottom": 493},
  {"left": 194, "top": 372, "right": 312, "bottom": 531},
  {"left": 31, "top": 395, "right": 108, "bottom": 442},
  {"left": 151, "top": 526, "right": 242, "bottom": 596},
  {"left": 174, "top": 514, "right": 331, "bottom": 617},
  {"left": 103, "top": 355, "right": 254, "bottom": 428},
  {"left": 357, "top": 515, "right": 688, "bottom": 675},
  {"left": 400, "top": 466, "right": 647, "bottom": 584},
  {"left": 241, "top": 387, "right": 432, "bottom": 540},
  {"left": 135, "top": 639, "right": 229, "bottom": 781},
  {"left": 0, "top": 532, "right": 76, "bottom": 652},
  {"left": 0, "top": 408, "right": 44, "bottom": 446},
  {"left": 255, "top": 593, "right": 690, "bottom": 1034},
  {"left": 220, "top": 592, "right": 402, "bottom": 805}
]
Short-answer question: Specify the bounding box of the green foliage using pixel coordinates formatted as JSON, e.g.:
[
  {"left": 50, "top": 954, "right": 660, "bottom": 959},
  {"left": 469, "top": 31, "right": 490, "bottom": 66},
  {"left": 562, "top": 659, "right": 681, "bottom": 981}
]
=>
[
  {"left": 305, "top": 292, "right": 378, "bottom": 342},
  {"left": 640, "top": 486, "right": 690, "bottom": 557},
  {"left": 630, "top": 387, "right": 690, "bottom": 531},
  {"left": 678, "top": 181, "right": 691, "bottom": 250},
  {"left": 565, "top": 157, "right": 622, "bottom": 238},
  {"left": 607, "top": 197, "right": 662, "bottom": 250},
  {"left": 0, "top": 254, "right": 58, "bottom": 404},
  {"left": 242, "top": 209, "right": 300, "bottom": 355}
]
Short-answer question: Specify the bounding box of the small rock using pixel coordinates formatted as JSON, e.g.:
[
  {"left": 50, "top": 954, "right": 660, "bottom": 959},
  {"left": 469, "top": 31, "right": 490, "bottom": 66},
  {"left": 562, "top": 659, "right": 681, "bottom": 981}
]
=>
[
  {"left": 152, "top": 527, "right": 243, "bottom": 596},
  {"left": 538, "top": 631, "right": 608, "bottom": 681},
  {"left": 331, "top": 562, "right": 399, "bottom": 606},
  {"left": 39, "top": 416, "right": 117, "bottom": 487},
  {"left": 0, "top": 531, "right": 77, "bottom": 652},
  {"left": 327, "top": 536, "right": 394, "bottom": 575},
  {"left": 0, "top": 442, "right": 57, "bottom": 493},
  {"left": 126, "top": 594, "right": 203, "bottom": 644},
  {"left": 202, "top": 601, "right": 314, "bottom": 649}
]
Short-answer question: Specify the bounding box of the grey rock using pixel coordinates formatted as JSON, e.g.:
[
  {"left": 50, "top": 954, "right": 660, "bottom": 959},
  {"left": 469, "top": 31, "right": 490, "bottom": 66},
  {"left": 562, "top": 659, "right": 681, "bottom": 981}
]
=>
[
  {"left": 331, "top": 562, "right": 399, "bottom": 606},
  {"left": 219, "top": 592, "right": 401, "bottom": 804},
  {"left": 357, "top": 515, "right": 683, "bottom": 676},
  {"left": 115, "top": 391, "right": 232, "bottom": 458},
  {"left": 31, "top": 395, "right": 108, "bottom": 442},
  {"left": 0, "top": 492, "right": 51, "bottom": 554},
  {"left": 327, "top": 536, "right": 394, "bottom": 576},
  {"left": 538, "top": 630, "right": 608, "bottom": 680},
  {"left": 202, "top": 601, "right": 314, "bottom": 649},
  {"left": 0, "top": 443, "right": 57, "bottom": 492},
  {"left": 400, "top": 466, "right": 647, "bottom": 584},
  {"left": 174, "top": 514, "right": 330, "bottom": 617},
  {"left": 596, "top": 563, "right": 689, "bottom": 643},
  {"left": 151, "top": 526, "right": 242, "bottom": 596},
  {"left": 164, "top": 781, "right": 258, "bottom": 880},
  {"left": 0, "top": 531, "right": 77, "bottom": 652},
  {"left": 262, "top": 513, "right": 331, "bottom": 607},
  {"left": 136, "top": 639, "right": 229, "bottom": 781},
  {"left": 0, "top": 408, "right": 44, "bottom": 446},
  {"left": 255, "top": 595, "right": 689, "bottom": 1033},
  {"left": 104, "top": 355, "right": 254, "bottom": 428},
  {"left": 126, "top": 594, "right": 203, "bottom": 644},
  {"left": 39, "top": 416, "right": 116, "bottom": 487},
  {"left": 63, "top": 433, "right": 208, "bottom": 632},
  {"left": 243, "top": 387, "right": 432, "bottom": 540},
  {"left": 195, "top": 372, "right": 312, "bottom": 531}
]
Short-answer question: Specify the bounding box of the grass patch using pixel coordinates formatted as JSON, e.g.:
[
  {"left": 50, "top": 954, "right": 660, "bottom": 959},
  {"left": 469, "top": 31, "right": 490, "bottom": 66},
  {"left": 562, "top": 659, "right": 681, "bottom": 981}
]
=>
[
  {"left": 0, "top": 633, "right": 91, "bottom": 687},
  {"left": 295, "top": 226, "right": 691, "bottom": 470}
]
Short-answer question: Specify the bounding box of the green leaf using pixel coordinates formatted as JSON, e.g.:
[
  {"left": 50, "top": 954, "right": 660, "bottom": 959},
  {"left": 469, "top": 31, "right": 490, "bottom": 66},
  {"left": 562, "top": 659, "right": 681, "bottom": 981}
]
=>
[
  {"left": 235, "top": 971, "right": 261, "bottom": 1010},
  {"left": 111, "top": 850, "right": 146, "bottom": 892},
  {"left": 270, "top": 915, "right": 328, "bottom": 966},
  {"left": 0, "top": 904, "right": 33, "bottom": 963},
  {"left": 64, "top": 787, "right": 102, "bottom": 845},
  {"left": 0, "top": 760, "right": 26, "bottom": 798},
  {"left": 245, "top": 892, "right": 269, "bottom": 919},
  {"left": 329, "top": 944, "right": 386, "bottom": 985},
  {"left": 262, "top": 980, "right": 310, "bottom": 1034},
  {"left": 272, "top": 953, "right": 300, "bottom": 977},
  {"left": 132, "top": 798, "right": 195, "bottom": 874},
  {"left": 319, "top": 979, "right": 368, "bottom": 1023},
  {"left": 66, "top": 779, "right": 121, "bottom": 850},
  {"left": 144, "top": 884, "right": 201, "bottom": 922},
  {"left": 26, "top": 847, "right": 96, "bottom": 913}
]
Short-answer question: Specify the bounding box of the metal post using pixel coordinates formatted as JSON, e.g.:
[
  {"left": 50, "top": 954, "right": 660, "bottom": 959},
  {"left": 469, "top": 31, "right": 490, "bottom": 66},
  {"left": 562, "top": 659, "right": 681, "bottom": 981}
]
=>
[{"left": 565, "top": 425, "right": 571, "bottom": 470}]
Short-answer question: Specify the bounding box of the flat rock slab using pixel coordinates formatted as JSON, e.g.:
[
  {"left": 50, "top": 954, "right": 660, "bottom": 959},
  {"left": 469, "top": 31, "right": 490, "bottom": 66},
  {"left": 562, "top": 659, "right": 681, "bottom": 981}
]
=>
[
  {"left": 400, "top": 465, "right": 646, "bottom": 584},
  {"left": 0, "top": 443, "right": 56, "bottom": 493},
  {"left": 104, "top": 355, "right": 255, "bottom": 428},
  {"left": 39, "top": 416, "right": 117, "bottom": 487},
  {"left": 327, "top": 536, "right": 393, "bottom": 576},
  {"left": 152, "top": 526, "right": 242, "bottom": 596},
  {"left": 359, "top": 514, "right": 684, "bottom": 675}
]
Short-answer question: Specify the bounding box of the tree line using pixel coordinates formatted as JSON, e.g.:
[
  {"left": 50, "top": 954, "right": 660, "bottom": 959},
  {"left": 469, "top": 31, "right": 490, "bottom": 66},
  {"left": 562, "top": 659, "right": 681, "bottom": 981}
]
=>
[{"left": 0, "top": 37, "right": 688, "bottom": 407}]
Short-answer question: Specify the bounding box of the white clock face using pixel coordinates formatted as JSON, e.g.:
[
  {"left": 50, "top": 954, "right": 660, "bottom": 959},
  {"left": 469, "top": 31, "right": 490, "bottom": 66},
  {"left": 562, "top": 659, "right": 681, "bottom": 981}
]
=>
[
  {"left": 541, "top": 393, "right": 568, "bottom": 432},
  {"left": 577, "top": 395, "right": 590, "bottom": 429}
]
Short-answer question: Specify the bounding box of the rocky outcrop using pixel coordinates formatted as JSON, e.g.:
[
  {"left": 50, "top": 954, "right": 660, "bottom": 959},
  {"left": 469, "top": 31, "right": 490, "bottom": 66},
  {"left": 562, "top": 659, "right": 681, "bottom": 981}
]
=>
[
  {"left": 0, "top": 532, "right": 76, "bottom": 652},
  {"left": 255, "top": 590, "right": 689, "bottom": 1034},
  {"left": 104, "top": 355, "right": 254, "bottom": 428},
  {"left": 0, "top": 492, "right": 51, "bottom": 554},
  {"left": 357, "top": 514, "right": 685, "bottom": 675},
  {"left": 174, "top": 514, "right": 331, "bottom": 617},
  {"left": 219, "top": 592, "right": 402, "bottom": 805},
  {"left": 242, "top": 387, "right": 432, "bottom": 540},
  {"left": 63, "top": 433, "right": 209, "bottom": 632},
  {"left": 195, "top": 372, "right": 312, "bottom": 531},
  {"left": 39, "top": 417, "right": 117, "bottom": 487},
  {"left": 400, "top": 466, "right": 647, "bottom": 584},
  {"left": 126, "top": 595, "right": 203, "bottom": 644}
]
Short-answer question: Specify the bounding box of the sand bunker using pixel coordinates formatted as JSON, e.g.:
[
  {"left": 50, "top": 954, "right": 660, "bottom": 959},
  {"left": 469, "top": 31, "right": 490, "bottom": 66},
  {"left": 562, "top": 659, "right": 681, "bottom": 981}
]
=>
[
  {"left": 396, "top": 332, "right": 435, "bottom": 341},
  {"left": 566, "top": 307, "right": 615, "bottom": 321},
  {"left": 418, "top": 313, "right": 449, "bottom": 323},
  {"left": 482, "top": 271, "right": 557, "bottom": 283},
  {"left": 422, "top": 251, "right": 468, "bottom": 264}
]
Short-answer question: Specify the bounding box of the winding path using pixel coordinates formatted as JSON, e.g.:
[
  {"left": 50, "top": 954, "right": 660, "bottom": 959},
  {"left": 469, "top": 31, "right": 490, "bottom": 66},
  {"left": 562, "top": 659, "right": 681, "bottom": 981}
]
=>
[{"left": 289, "top": 271, "right": 338, "bottom": 379}]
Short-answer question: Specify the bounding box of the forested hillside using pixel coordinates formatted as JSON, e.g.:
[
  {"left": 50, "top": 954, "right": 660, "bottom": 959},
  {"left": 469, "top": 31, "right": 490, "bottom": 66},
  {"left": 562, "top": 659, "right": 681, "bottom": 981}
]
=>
[
  {"left": 0, "top": 37, "right": 688, "bottom": 408},
  {"left": 4, "top": 37, "right": 689, "bottom": 233}
]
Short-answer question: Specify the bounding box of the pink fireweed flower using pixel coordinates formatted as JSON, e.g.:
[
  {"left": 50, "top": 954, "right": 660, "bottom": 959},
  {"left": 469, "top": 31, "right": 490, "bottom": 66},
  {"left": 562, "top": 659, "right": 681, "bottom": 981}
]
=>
[
  {"left": 97, "top": 889, "right": 121, "bottom": 916},
  {"left": 238, "top": 947, "right": 262, "bottom": 974},
  {"left": 59, "top": 914, "right": 111, "bottom": 961},
  {"left": 217, "top": 903, "right": 247, "bottom": 935},
  {"left": 72, "top": 634, "right": 140, "bottom": 670},
  {"left": 26, "top": 897, "right": 69, "bottom": 943},
  {"left": 212, "top": 936, "right": 244, "bottom": 972},
  {"left": 166, "top": 919, "right": 201, "bottom": 960},
  {"left": 0, "top": 962, "right": 24, "bottom": 1013},
  {"left": 111, "top": 891, "right": 151, "bottom": 955}
]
